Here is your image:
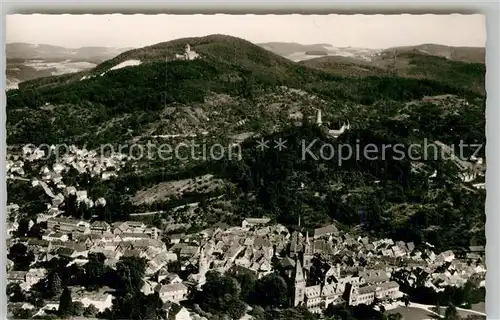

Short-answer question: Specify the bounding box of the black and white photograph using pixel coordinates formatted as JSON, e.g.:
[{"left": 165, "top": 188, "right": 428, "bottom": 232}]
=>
[{"left": 5, "top": 14, "right": 486, "bottom": 320}]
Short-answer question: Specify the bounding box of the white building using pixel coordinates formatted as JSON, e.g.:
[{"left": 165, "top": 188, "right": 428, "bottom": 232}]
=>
[{"left": 155, "top": 283, "right": 189, "bottom": 303}]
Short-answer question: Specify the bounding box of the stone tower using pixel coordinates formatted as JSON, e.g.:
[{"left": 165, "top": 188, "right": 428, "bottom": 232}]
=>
[
  {"left": 303, "top": 232, "right": 313, "bottom": 272},
  {"left": 199, "top": 247, "right": 209, "bottom": 275},
  {"left": 316, "top": 109, "right": 323, "bottom": 126},
  {"left": 293, "top": 259, "right": 306, "bottom": 307}
]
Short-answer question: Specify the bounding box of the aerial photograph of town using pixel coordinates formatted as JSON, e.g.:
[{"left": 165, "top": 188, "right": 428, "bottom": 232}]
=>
[{"left": 5, "top": 14, "right": 486, "bottom": 320}]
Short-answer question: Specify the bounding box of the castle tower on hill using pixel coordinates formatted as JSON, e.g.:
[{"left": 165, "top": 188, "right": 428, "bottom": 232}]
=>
[
  {"left": 316, "top": 109, "right": 323, "bottom": 126},
  {"left": 293, "top": 259, "right": 306, "bottom": 307}
]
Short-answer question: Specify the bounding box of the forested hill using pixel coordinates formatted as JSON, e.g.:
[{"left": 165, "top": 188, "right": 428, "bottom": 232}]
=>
[
  {"left": 6, "top": 34, "right": 485, "bottom": 252},
  {"left": 299, "top": 51, "right": 485, "bottom": 95}
]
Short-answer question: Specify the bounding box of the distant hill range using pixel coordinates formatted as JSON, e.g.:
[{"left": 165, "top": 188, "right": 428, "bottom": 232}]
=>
[
  {"left": 257, "top": 42, "right": 485, "bottom": 64},
  {"left": 6, "top": 43, "right": 133, "bottom": 90},
  {"left": 258, "top": 42, "right": 485, "bottom": 94},
  {"left": 6, "top": 42, "right": 133, "bottom": 62}
]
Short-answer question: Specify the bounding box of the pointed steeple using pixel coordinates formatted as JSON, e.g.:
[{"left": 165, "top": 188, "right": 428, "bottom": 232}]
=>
[
  {"left": 293, "top": 257, "right": 306, "bottom": 307},
  {"left": 294, "top": 258, "right": 304, "bottom": 283},
  {"left": 199, "top": 246, "right": 208, "bottom": 274},
  {"left": 305, "top": 231, "right": 310, "bottom": 244}
]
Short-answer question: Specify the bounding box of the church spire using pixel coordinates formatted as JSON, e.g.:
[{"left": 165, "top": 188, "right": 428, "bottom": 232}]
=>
[
  {"left": 293, "top": 258, "right": 306, "bottom": 307},
  {"left": 295, "top": 258, "right": 304, "bottom": 283},
  {"left": 199, "top": 246, "right": 208, "bottom": 274}
]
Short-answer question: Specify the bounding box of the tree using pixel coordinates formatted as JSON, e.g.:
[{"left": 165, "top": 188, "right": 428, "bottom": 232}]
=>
[
  {"left": 8, "top": 243, "right": 35, "bottom": 271},
  {"left": 325, "top": 303, "right": 356, "bottom": 320},
  {"left": 116, "top": 256, "right": 147, "bottom": 293},
  {"left": 109, "top": 292, "right": 162, "bottom": 320},
  {"left": 83, "top": 304, "right": 99, "bottom": 317},
  {"left": 58, "top": 287, "right": 73, "bottom": 318},
  {"left": 227, "top": 298, "right": 247, "bottom": 319},
  {"left": 444, "top": 305, "right": 459, "bottom": 320},
  {"left": 72, "top": 301, "right": 85, "bottom": 316},
  {"left": 12, "top": 307, "right": 33, "bottom": 320},
  {"left": 47, "top": 272, "right": 63, "bottom": 297},
  {"left": 387, "top": 313, "right": 403, "bottom": 320},
  {"left": 28, "top": 290, "right": 45, "bottom": 308},
  {"left": 435, "top": 301, "right": 441, "bottom": 315},
  {"left": 84, "top": 253, "right": 106, "bottom": 289},
  {"left": 251, "top": 273, "right": 288, "bottom": 308},
  {"left": 68, "top": 263, "right": 86, "bottom": 286},
  {"left": 194, "top": 271, "right": 246, "bottom": 318},
  {"left": 249, "top": 305, "right": 266, "bottom": 319},
  {"left": 231, "top": 270, "right": 257, "bottom": 302},
  {"left": 167, "top": 260, "right": 182, "bottom": 274},
  {"left": 15, "top": 218, "right": 31, "bottom": 237},
  {"left": 27, "top": 223, "right": 44, "bottom": 238},
  {"left": 403, "top": 295, "right": 410, "bottom": 307},
  {"left": 7, "top": 283, "right": 26, "bottom": 302}
]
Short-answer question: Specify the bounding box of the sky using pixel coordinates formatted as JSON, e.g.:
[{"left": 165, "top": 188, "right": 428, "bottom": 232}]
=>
[{"left": 6, "top": 14, "right": 486, "bottom": 49}]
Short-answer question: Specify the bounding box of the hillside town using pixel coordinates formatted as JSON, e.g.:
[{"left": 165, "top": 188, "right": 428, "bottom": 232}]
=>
[
  {"left": 7, "top": 146, "right": 486, "bottom": 319},
  {"left": 6, "top": 127, "right": 487, "bottom": 319},
  {"left": 6, "top": 207, "right": 486, "bottom": 319}
]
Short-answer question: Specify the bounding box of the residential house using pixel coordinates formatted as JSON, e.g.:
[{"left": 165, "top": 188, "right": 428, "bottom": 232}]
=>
[
  {"left": 406, "top": 242, "right": 415, "bottom": 253},
  {"left": 441, "top": 250, "right": 455, "bottom": 263},
  {"left": 113, "top": 221, "right": 147, "bottom": 234},
  {"left": 64, "top": 186, "right": 77, "bottom": 197},
  {"left": 25, "top": 269, "right": 47, "bottom": 287},
  {"left": 43, "top": 231, "right": 69, "bottom": 242},
  {"left": 27, "top": 239, "right": 50, "bottom": 252},
  {"left": 146, "top": 252, "right": 177, "bottom": 275},
  {"left": 241, "top": 217, "right": 271, "bottom": 229},
  {"left": 353, "top": 281, "right": 400, "bottom": 306},
  {"left": 169, "top": 234, "right": 184, "bottom": 244},
  {"left": 6, "top": 259, "right": 14, "bottom": 271},
  {"left": 314, "top": 224, "right": 338, "bottom": 239},
  {"left": 359, "top": 269, "right": 390, "bottom": 285},
  {"left": 53, "top": 163, "right": 66, "bottom": 174},
  {"left": 74, "top": 291, "right": 113, "bottom": 312},
  {"left": 141, "top": 280, "right": 158, "bottom": 295},
  {"left": 51, "top": 193, "right": 65, "bottom": 207},
  {"left": 76, "top": 191, "right": 88, "bottom": 202},
  {"left": 7, "top": 271, "right": 27, "bottom": 283},
  {"left": 162, "top": 302, "right": 192, "bottom": 320},
  {"left": 145, "top": 226, "right": 160, "bottom": 239},
  {"left": 180, "top": 246, "right": 199, "bottom": 258},
  {"left": 155, "top": 283, "right": 189, "bottom": 303},
  {"left": 159, "top": 272, "right": 183, "bottom": 284},
  {"left": 119, "top": 233, "right": 151, "bottom": 241},
  {"left": 47, "top": 217, "right": 89, "bottom": 234},
  {"left": 469, "top": 246, "right": 485, "bottom": 254},
  {"left": 90, "top": 221, "right": 111, "bottom": 234}
]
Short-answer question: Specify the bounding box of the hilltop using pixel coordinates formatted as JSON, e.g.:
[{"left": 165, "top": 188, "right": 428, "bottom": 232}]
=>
[{"left": 18, "top": 34, "right": 303, "bottom": 90}]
